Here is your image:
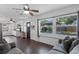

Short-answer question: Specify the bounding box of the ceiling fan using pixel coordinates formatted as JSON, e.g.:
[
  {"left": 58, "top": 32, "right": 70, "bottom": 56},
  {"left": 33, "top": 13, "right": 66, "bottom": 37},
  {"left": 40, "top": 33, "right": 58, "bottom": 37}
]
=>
[
  {"left": 9, "top": 18, "right": 16, "bottom": 23},
  {"left": 13, "top": 4, "right": 39, "bottom": 16}
]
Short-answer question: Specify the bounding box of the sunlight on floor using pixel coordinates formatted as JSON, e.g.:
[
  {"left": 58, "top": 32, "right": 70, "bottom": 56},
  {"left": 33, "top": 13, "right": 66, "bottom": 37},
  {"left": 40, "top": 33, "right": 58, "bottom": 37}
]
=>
[{"left": 3, "top": 36, "right": 16, "bottom": 43}]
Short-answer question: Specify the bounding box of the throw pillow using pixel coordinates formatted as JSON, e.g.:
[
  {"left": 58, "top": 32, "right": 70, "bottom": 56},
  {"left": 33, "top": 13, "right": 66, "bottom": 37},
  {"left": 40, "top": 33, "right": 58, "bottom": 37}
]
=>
[
  {"left": 63, "top": 38, "right": 75, "bottom": 53},
  {"left": 63, "top": 36, "right": 70, "bottom": 41}
]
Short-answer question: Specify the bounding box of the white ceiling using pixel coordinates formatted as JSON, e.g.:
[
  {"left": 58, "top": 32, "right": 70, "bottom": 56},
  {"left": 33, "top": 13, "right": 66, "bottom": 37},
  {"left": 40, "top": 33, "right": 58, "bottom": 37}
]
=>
[{"left": 0, "top": 4, "right": 71, "bottom": 23}]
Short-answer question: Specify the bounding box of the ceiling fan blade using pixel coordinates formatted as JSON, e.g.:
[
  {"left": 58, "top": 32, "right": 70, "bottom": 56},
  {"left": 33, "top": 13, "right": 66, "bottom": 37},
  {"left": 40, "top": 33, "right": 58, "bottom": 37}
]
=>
[
  {"left": 30, "top": 10, "right": 39, "bottom": 12},
  {"left": 29, "top": 12, "right": 34, "bottom": 16},
  {"left": 12, "top": 8, "right": 23, "bottom": 10}
]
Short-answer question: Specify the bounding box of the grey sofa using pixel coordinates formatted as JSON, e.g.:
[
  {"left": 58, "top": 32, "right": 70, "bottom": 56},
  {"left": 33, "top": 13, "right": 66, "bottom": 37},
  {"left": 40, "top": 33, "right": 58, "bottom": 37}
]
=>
[
  {"left": 0, "top": 39, "right": 23, "bottom": 54},
  {"left": 48, "top": 37, "right": 79, "bottom": 54}
]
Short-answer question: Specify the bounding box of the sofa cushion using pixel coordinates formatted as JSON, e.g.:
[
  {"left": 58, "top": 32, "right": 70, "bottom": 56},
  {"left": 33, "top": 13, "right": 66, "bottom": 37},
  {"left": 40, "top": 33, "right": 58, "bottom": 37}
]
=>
[
  {"left": 70, "top": 44, "right": 79, "bottom": 54},
  {"left": 0, "top": 39, "right": 11, "bottom": 54},
  {"left": 7, "top": 48, "right": 23, "bottom": 54},
  {"left": 63, "top": 38, "right": 75, "bottom": 53},
  {"left": 0, "top": 43, "right": 11, "bottom": 53},
  {"left": 9, "top": 42, "right": 16, "bottom": 49},
  {"left": 69, "top": 40, "right": 79, "bottom": 52},
  {"left": 52, "top": 44, "right": 67, "bottom": 54},
  {"left": 48, "top": 49, "right": 65, "bottom": 54}
]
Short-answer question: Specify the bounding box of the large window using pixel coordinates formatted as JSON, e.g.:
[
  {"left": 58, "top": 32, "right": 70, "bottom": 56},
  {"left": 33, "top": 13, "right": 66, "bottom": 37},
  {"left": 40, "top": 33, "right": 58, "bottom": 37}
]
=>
[
  {"left": 38, "top": 13, "right": 77, "bottom": 38},
  {"left": 39, "top": 18, "right": 53, "bottom": 33},
  {"left": 56, "top": 15, "right": 77, "bottom": 36}
]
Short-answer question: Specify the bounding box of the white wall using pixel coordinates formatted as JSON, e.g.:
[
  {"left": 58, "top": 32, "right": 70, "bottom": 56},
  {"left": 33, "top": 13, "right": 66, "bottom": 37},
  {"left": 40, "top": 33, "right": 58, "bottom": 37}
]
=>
[{"left": 17, "top": 4, "right": 79, "bottom": 46}]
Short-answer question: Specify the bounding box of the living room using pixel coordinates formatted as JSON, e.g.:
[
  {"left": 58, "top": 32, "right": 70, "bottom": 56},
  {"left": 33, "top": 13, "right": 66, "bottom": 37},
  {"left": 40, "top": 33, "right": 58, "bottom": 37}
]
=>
[
  {"left": 0, "top": 0, "right": 79, "bottom": 59},
  {"left": 0, "top": 4, "right": 79, "bottom": 54}
]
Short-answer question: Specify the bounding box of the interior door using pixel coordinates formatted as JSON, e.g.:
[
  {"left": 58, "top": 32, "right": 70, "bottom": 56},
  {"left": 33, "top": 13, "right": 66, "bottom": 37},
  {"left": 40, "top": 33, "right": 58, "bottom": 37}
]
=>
[
  {"left": 26, "top": 22, "right": 31, "bottom": 39},
  {"left": 0, "top": 23, "right": 2, "bottom": 41}
]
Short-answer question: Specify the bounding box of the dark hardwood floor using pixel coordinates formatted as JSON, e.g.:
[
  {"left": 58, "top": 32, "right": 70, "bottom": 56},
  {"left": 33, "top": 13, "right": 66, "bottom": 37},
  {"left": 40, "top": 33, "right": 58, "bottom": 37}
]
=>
[{"left": 16, "top": 37, "right": 53, "bottom": 54}]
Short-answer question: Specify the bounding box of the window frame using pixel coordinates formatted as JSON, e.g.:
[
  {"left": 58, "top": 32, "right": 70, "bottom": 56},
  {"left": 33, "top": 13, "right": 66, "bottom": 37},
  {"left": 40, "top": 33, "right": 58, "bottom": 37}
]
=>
[{"left": 37, "top": 11, "right": 78, "bottom": 39}]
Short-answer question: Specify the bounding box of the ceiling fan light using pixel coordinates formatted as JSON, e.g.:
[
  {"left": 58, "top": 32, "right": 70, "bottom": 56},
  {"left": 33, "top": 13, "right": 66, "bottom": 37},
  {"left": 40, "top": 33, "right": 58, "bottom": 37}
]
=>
[
  {"left": 24, "top": 11, "right": 29, "bottom": 14},
  {"left": 24, "top": 5, "right": 28, "bottom": 9}
]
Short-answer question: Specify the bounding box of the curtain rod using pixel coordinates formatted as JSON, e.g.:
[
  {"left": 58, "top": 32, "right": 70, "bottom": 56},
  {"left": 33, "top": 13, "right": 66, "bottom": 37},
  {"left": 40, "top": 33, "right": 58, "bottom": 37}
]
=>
[{"left": 38, "top": 11, "right": 77, "bottom": 20}]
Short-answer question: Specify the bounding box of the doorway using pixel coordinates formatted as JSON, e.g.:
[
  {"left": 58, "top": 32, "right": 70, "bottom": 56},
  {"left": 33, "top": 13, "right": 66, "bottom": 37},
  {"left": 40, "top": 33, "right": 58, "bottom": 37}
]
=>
[{"left": 26, "top": 22, "right": 31, "bottom": 39}]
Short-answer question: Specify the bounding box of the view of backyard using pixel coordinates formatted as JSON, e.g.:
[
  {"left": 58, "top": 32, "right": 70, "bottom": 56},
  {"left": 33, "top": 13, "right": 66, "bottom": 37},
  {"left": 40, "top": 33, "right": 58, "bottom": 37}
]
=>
[
  {"left": 40, "top": 18, "right": 53, "bottom": 33},
  {"left": 56, "top": 15, "right": 77, "bottom": 35}
]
